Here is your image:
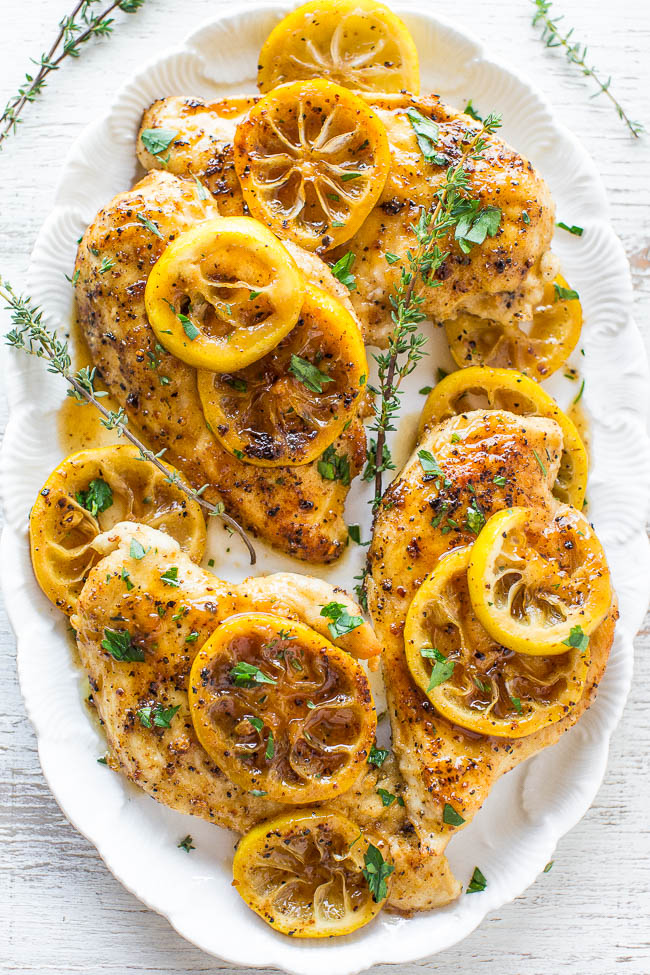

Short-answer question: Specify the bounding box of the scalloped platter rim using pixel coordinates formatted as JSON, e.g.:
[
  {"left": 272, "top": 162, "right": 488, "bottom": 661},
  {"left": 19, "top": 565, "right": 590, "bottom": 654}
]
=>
[{"left": 1, "top": 4, "right": 650, "bottom": 974}]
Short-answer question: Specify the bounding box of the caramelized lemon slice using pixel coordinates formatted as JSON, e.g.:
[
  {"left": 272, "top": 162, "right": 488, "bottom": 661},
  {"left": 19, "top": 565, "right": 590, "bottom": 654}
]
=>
[
  {"left": 418, "top": 366, "right": 588, "bottom": 508},
  {"left": 189, "top": 612, "right": 376, "bottom": 803},
  {"left": 404, "top": 547, "right": 590, "bottom": 738},
  {"left": 445, "top": 275, "right": 582, "bottom": 381},
  {"left": 29, "top": 445, "right": 206, "bottom": 615},
  {"left": 257, "top": 0, "right": 420, "bottom": 95},
  {"left": 467, "top": 506, "right": 612, "bottom": 656},
  {"left": 144, "top": 217, "right": 304, "bottom": 371},
  {"left": 233, "top": 810, "right": 390, "bottom": 936},
  {"left": 197, "top": 284, "right": 367, "bottom": 466},
  {"left": 234, "top": 79, "right": 391, "bottom": 251}
]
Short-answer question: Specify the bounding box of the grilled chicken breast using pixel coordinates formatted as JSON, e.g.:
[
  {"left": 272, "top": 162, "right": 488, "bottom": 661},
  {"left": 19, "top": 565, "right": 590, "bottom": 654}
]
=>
[
  {"left": 138, "top": 93, "right": 556, "bottom": 347},
  {"left": 367, "top": 411, "right": 617, "bottom": 853},
  {"left": 72, "top": 522, "right": 460, "bottom": 913},
  {"left": 74, "top": 169, "right": 366, "bottom": 563}
]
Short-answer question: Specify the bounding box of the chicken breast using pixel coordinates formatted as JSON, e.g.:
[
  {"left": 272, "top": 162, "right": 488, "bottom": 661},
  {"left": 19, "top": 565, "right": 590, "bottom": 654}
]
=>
[
  {"left": 74, "top": 169, "right": 367, "bottom": 563},
  {"left": 367, "top": 411, "right": 617, "bottom": 853},
  {"left": 138, "top": 93, "right": 556, "bottom": 347},
  {"left": 71, "top": 522, "right": 460, "bottom": 913}
]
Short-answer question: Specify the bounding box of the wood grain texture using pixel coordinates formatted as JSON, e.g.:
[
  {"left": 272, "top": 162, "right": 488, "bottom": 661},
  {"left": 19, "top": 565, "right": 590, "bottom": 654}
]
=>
[{"left": 1, "top": 0, "right": 649, "bottom": 972}]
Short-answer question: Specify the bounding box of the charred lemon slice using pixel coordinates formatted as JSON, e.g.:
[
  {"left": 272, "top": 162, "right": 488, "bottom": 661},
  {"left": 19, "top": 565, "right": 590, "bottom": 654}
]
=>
[
  {"left": 189, "top": 612, "right": 375, "bottom": 802},
  {"left": 234, "top": 79, "right": 391, "bottom": 251},
  {"left": 467, "top": 506, "right": 612, "bottom": 656},
  {"left": 29, "top": 445, "right": 206, "bottom": 615},
  {"left": 257, "top": 0, "right": 420, "bottom": 95},
  {"left": 445, "top": 275, "right": 582, "bottom": 381},
  {"left": 418, "top": 366, "right": 588, "bottom": 508},
  {"left": 404, "top": 547, "right": 590, "bottom": 738},
  {"left": 233, "top": 810, "right": 391, "bottom": 936},
  {"left": 197, "top": 284, "right": 367, "bottom": 466},
  {"left": 144, "top": 217, "right": 304, "bottom": 371}
]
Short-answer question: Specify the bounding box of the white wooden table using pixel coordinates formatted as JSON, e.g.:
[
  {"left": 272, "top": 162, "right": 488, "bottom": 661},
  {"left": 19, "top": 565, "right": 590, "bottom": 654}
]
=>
[{"left": 1, "top": 1, "right": 649, "bottom": 972}]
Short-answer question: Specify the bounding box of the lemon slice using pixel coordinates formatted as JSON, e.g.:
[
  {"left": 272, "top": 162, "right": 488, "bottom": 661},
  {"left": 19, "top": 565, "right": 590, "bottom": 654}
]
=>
[
  {"left": 144, "top": 217, "right": 304, "bottom": 371},
  {"left": 257, "top": 0, "right": 420, "bottom": 94},
  {"left": 233, "top": 809, "right": 391, "bottom": 936},
  {"left": 404, "top": 546, "right": 591, "bottom": 738},
  {"left": 234, "top": 79, "right": 391, "bottom": 251},
  {"left": 29, "top": 445, "right": 206, "bottom": 615},
  {"left": 467, "top": 505, "right": 612, "bottom": 655},
  {"left": 418, "top": 366, "right": 588, "bottom": 508}
]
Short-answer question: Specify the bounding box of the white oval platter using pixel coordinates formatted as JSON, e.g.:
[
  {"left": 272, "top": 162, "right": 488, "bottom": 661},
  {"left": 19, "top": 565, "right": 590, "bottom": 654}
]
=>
[{"left": 1, "top": 4, "right": 649, "bottom": 974}]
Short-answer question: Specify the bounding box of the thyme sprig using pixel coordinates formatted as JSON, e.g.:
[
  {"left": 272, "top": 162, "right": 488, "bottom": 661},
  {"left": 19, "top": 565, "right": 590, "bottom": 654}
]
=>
[
  {"left": 1, "top": 277, "right": 256, "bottom": 564},
  {"left": 0, "top": 1, "right": 148, "bottom": 151},
  {"left": 365, "top": 112, "right": 503, "bottom": 510},
  {"left": 532, "top": 0, "right": 644, "bottom": 138}
]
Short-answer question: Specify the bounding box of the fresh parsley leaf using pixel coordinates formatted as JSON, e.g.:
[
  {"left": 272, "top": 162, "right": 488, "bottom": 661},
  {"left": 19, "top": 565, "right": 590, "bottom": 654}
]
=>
[
  {"left": 553, "top": 282, "right": 580, "bottom": 302},
  {"left": 417, "top": 449, "right": 444, "bottom": 478},
  {"left": 544, "top": 860, "right": 554, "bottom": 873},
  {"left": 511, "top": 696, "right": 523, "bottom": 714},
  {"left": 249, "top": 290, "right": 261, "bottom": 300},
  {"left": 474, "top": 676, "right": 491, "bottom": 693},
  {"left": 226, "top": 376, "right": 247, "bottom": 392},
  {"left": 330, "top": 251, "right": 357, "bottom": 291},
  {"left": 522, "top": 210, "right": 530, "bottom": 225},
  {"left": 248, "top": 715, "right": 264, "bottom": 733},
  {"left": 363, "top": 844, "right": 394, "bottom": 902},
  {"left": 177, "top": 835, "right": 195, "bottom": 853},
  {"left": 138, "top": 703, "right": 180, "bottom": 728},
  {"left": 317, "top": 444, "right": 350, "bottom": 485},
  {"left": 384, "top": 252, "right": 400, "bottom": 264},
  {"left": 229, "top": 662, "right": 277, "bottom": 686},
  {"left": 532, "top": 448, "right": 547, "bottom": 476},
  {"left": 419, "top": 386, "right": 433, "bottom": 395},
  {"left": 348, "top": 524, "right": 362, "bottom": 544},
  {"left": 141, "top": 128, "right": 177, "bottom": 157},
  {"left": 465, "top": 496, "right": 486, "bottom": 535},
  {"left": 320, "top": 601, "right": 364, "bottom": 640},
  {"left": 493, "top": 474, "right": 507, "bottom": 486},
  {"left": 377, "top": 788, "right": 404, "bottom": 807},
  {"left": 406, "top": 107, "right": 448, "bottom": 165},
  {"left": 265, "top": 730, "right": 275, "bottom": 760},
  {"left": 557, "top": 222, "right": 583, "bottom": 236},
  {"left": 250, "top": 789, "right": 267, "bottom": 796},
  {"left": 121, "top": 567, "right": 134, "bottom": 591},
  {"left": 443, "top": 803, "right": 465, "bottom": 826},
  {"left": 101, "top": 627, "right": 144, "bottom": 662},
  {"left": 420, "top": 647, "right": 455, "bottom": 691},
  {"left": 129, "top": 538, "right": 149, "bottom": 560},
  {"left": 288, "top": 354, "right": 334, "bottom": 394},
  {"left": 160, "top": 566, "right": 180, "bottom": 587},
  {"left": 178, "top": 312, "right": 199, "bottom": 341},
  {"left": 463, "top": 99, "right": 482, "bottom": 122},
  {"left": 76, "top": 478, "right": 113, "bottom": 518},
  {"left": 368, "top": 744, "right": 389, "bottom": 767},
  {"left": 467, "top": 865, "right": 487, "bottom": 893},
  {"left": 340, "top": 172, "right": 362, "bottom": 181},
  {"left": 454, "top": 202, "right": 502, "bottom": 252},
  {"left": 136, "top": 212, "right": 164, "bottom": 240},
  {"left": 562, "top": 624, "right": 589, "bottom": 652}
]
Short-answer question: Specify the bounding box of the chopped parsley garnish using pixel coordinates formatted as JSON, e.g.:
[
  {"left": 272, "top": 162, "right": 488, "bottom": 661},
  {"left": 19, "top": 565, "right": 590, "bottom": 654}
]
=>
[
  {"left": 177, "top": 835, "right": 195, "bottom": 853},
  {"left": 467, "top": 865, "right": 487, "bottom": 893},
  {"left": 265, "top": 731, "right": 275, "bottom": 760},
  {"left": 562, "top": 624, "right": 589, "bottom": 652},
  {"left": 76, "top": 478, "right": 113, "bottom": 518},
  {"left": 443, "top": 803, "right": 465, "bottom": 826},
  {"left": 454, "top": 201, "right": 502, "bottom": 253},
  {"left": 138, "top": 703, "right": 180, "bottom": 728},
  {"left": 331, "top": 220, "right": 345, "bottom": 227},
  {"left": 493, "top": 474, "right": 507, "bottom": 486},
  {"left": 340, "top": 172, "right": 362, "bottom": 181},
  {"left": 532, "top": 448, "right": 547, "bottom": 476},
  {"left": 160, "top": 566, "right": 180, "bottom": 587},
  {"left": 463, "top": 100, "right": 482, "bottom": 121},
  {"left": 249, "top": 290, "right": 261, "bottom": 300},
  {"left": 330, "top": 251, "right": 356, "bottom": 291},
  {"left": 249, "top": 789, "right": 267, "bottom": 797},
  {"left": 129, "top": 538, "right": 149, "bottom": 560},
  {"left": 99, "top": 256, "right": 116, "bottom": 274},
  {"left": 406, "top": 107, "right": 448, "bottom": 165},
  {"left": 226, "top": 376, "right": 247, "bottom": 392},
  {"left": 317, "top": 444, "right": 350, "bottom": 485},
  {"left": 419, "top": 385, "right": 433, "bottom": 395},
  {"left": 511, "top": 696, "right": 523, "bottom": 714},
  {"left": 229, "top": 662, "right": 277, "bottom": 686},
  {"left": 320, "top": 601, "right": 364, "bottom": 640},
  {"left": 121, "top": 567, "right": 134, "bottom": 591},
  {"left": 553, "top": 282, "right": 580, "bottom": 302},
  {"left": 474, "top": 676, "right": 491, "bottom": 693},
  {"left": 384, "top": 251, "right": 400, "bottom": 264},
  {"left": 362, "top": 843, "right": 394, "bottom": 902},
  {"left": 420, "top": 646, "right": 455, "bottom": 691},
  {"left": 465, "top": 496, "right": 486, "bottom": 535},
  {"left": 522, "top": 210, "right": 530, "bottom": 225},
  {"left": 557, "top": 221, "right": 583, "bottom": 236},
  {"left": 417, "top": 449, "right": 444, "bottom": 478},
  {"left": 544, "top": 860, "right": 554, "bottom": 873},
  {"left": 348, "top": 524, "right": 362, "bottom": 544},
  {"left": 248, "top": 715, "right": 264, "bottom": 732},
  {"left": 136, "top": 212, "right": 164, "bottom": 239},
  {"left": 101, "top": 627, "right": 144, "bottom": 662},
  {"left": 288, "top": 354, "right": 334, "bottom": 394},
  {"left": 368, "top": 743, "right": 390, "bottom": 767},
  {"left": 377, "top": 788, "right": 404, "bottom": 807},
  {"left": 185, "top": 631, "right": 199, "bottom": 643},
  {"left": 140, "top": 127, "right": 177, "bottom": 158}
]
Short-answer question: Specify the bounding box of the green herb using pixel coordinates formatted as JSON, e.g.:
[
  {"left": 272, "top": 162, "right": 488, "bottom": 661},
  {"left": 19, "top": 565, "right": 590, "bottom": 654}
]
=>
[
  {"left": 229, "top": 662, "right": 277, "bottom": 686},
  {"left": 138, "top": 702, "right": 180, "bottom": 728},
  {"left": 419, "top": 386, "right": 433, "bottom": 395},
  {"left": 191, "top": 174, "right": 209, "bottom": 200},
  {"left": 406, "top": 107, "right": 448, "bottom": 165},
  {"left": 185, "top": 631, "right": 199, "bottom": 643},
  {"left": 417, "top": 449, "right": 444, "bottom": 478},
  {"left": 233, "top": 449, "right": 244, "bottom": 460},
  {"left": 101, "top": 627, "right": 144, "bottom": 662},
  {"left": 136, "top": 212, "right": 164, "bottom": 240},
  {"left": 467, "top": 865, "right": 487, "bottom": 893},
  {"left": 207, "top": 558, "right": 215, "bottom": 567},
  {"left": 362, "top": 844, "right": 394, "bottom": 902},
  {"left": 99, "top": 255, "right": 116, "bottom": 274},
  {"left": 368, "top": 744, "right": 389, "bottom": 767},
  {"left": 250, "top": 789, "right": 267, "bottom": 797},
  {"left": 348, "top": 524, "right": 362, "bottom": 544},
  {"left": 451, "top": 433, "right": 461, "bottom": 443},
  {"left": 454, "top": 201, "right": 502, "bottom": 253},
  {"left": 320, "top": 601, "right": 364, "bottom": 640},
  {"left": 474, "top": 676, "right": 491, "bottom": 693},
  {"left": 330, "top": 251, "right": 356, "bottom": 291},
  {"left": 340, "top": 172, "right": 362, "bottom": 181},
  {"left": 544, "top": 860, "right": 554, "bottom": 873},
  {"left": 377, "top": 788, "right": 404, "bottom": 807},
  {"left": 331, "top": 220, "right": 345, "bottom": 227},
  {"left": 573, "top": 378, "right": 585, "bottom": 404},
  {"left": 532, "top": 0, "right": 643, "bottom": 138},
  {"left": 562, "top": 624, "right": 589, "bottom": 652},
  {"left": 384, "top": 252, "right": 400, "bottom": 265},
  {"left": 532, "top": 448, "right": 547, "bottom": 476},
  {"left": 557, "top": 221, "right": 584, "bottom": 236},
  {"left": 121, "top": 567, "right": 134, "bottom": 591},
  {"left": 317, "top": 444, "right": 350, "bottom": 485},
  {"left": 265, "top": 731, "right": 275, "bottom": 760},
  {"left": 463, "top": 100, "right": 482, "bottom": 121},
  {"left": 511, "top": 696, "right": 523, "bottom": 714},
  {"left": 247, "top": 715, "right": 264, "bottom": 733},
  {"left": 226, "top": 377, "right": 247, "bottom": 392},
  {"left": 443, "top": 803, "right": 465, "bottom": 826},
  {"left": 160, "top": 566, "right": 180, "bottom": 587},
  {"left": 249, "top": 290, "right": 261, "bottom": 300},
  {"left": 76, "top": 478, "right": 113, "bottom": 518},
  {"left": 493, "top": 475, "right": 507, "bottom": 486},
  {"left": 140, "top": 127, "right": 177, "bottom": 159},
  {"left": 522, "top": 210, "right": 530, "bottom": 225},
  {"left": 178, "top": 835, "right": 195, "bottom": 853},
  {"left": 553, "top": 282, "right": 579, "bottom": 302},
  {"left": 420, "top": 647, "right": 455, "bottom": 691},
  {"left": 465, "top": 496, "right": 486, "bottom": 535},
  {"left": 97, "top": 756, "right": 108, "bottom": 765},
  {"left": 129, "top": 538, "right": 149, "bottom": 560},
  {"left": 288, "top": 354, "right": 334, "bottom": 394}
]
